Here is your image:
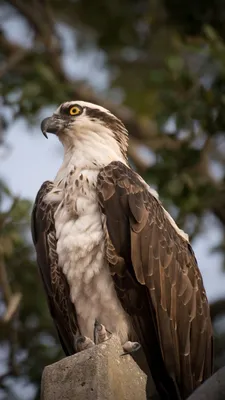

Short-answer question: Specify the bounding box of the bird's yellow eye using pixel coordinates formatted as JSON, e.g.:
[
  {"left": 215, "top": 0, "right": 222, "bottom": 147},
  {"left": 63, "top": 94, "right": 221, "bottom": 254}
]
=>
[{"left": 69, "top": 105, "right": 82, "bottom": 116}]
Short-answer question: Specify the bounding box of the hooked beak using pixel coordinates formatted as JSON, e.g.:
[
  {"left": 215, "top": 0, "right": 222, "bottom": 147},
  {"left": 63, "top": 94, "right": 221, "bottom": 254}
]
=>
[{"left": 41, "top": 116, "right": 63, "bottom": 139}]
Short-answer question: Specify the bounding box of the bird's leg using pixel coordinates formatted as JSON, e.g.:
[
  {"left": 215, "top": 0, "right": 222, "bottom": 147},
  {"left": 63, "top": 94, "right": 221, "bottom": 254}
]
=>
[
  {"left": 94, "top": 319, "right": 112, "bottom": 344},
  {"left": 74, "top": 335, "right": 95, "bottom": 352},
  {"left": 121, "top": 341, "right": 141, "bottom": 356}
]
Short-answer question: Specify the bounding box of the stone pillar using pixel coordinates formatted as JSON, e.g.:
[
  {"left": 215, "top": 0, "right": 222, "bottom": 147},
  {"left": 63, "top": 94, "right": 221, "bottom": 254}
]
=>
[{"left": 41, "top": 335, "right": 149, "bottom": 400}]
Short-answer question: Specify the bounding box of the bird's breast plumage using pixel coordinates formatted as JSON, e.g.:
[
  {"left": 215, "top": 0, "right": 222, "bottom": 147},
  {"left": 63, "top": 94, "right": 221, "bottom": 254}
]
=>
[{"left": 44, "top": 166, "right": 130, "bottom": 341}]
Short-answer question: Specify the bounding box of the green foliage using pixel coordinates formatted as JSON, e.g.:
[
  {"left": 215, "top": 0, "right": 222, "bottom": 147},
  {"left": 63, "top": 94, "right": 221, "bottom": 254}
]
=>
[{"left": 0, "top": 182, "right": 62, "bottom": 399}]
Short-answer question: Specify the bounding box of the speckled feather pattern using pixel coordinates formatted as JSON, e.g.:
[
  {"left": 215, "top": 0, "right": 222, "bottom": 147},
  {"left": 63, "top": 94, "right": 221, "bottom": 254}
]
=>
[{"left": 44, "top": 165, "right": 130, "bottom": 343}]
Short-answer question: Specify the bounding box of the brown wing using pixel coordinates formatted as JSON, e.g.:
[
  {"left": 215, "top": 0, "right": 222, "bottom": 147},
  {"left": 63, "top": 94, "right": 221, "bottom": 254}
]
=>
[
  {"left": 31, "top": 181, "right": 79, "bottom": 356},
  {"left": 97, "top": 161, "right": 213, "bottom": 400}
]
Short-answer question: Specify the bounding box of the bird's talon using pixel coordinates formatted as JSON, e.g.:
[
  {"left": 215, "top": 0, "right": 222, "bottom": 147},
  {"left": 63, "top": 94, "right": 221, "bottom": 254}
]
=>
[
  {"left": 121, "top": 341, "right": 141, "bottom": 356},
  {"left": 74, "top": 335, "right": 95, "bottom": 352},
  {"left": 94, "top": 319, "right": 112, "bottom": 344}
]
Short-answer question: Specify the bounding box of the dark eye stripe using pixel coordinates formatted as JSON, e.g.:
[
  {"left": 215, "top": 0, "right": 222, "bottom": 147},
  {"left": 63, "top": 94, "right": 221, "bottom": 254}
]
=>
[
  {"left": 85, "top": 107, "right": 124, "bottom": 129},
  {"left": 85, "top": 107, "right": 128, "bottom": 159}
]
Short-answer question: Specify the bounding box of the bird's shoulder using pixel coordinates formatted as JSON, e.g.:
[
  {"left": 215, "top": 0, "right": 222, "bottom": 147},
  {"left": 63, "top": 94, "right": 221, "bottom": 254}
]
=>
[{"left": 31, "top": 180, "right": 54, "bottom": 244}]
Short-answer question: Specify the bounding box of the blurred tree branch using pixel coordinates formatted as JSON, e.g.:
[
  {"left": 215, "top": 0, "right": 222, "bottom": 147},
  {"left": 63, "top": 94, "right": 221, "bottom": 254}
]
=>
[
  {"left": 0, "top": 48, "right": 27, "bottom": 79},
  {"left": 210, "top": 298, "right": 225, "bottom": 321},
  {"left": 0, "top": 259, "right": 22, "bottom": 323}
]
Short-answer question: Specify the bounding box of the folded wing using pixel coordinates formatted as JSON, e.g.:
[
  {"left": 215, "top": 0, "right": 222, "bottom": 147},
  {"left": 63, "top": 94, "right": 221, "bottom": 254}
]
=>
[
  {"left": 31, "top": 181, "right": 78, "bottom": 356},
  {"left": 97, "top": 161, "right": 213, "bottom": 399}
]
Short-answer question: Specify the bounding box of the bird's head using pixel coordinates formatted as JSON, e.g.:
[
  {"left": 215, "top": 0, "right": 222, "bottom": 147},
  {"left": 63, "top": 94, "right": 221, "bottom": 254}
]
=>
[{"left": 41, "top": 101, "right": 128, "bottom": 163}]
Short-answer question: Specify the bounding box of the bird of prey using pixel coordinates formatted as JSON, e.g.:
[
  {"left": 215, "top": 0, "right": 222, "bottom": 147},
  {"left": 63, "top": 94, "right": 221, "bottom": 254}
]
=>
[{"left": 31, "top": 101, "right": 213, "bottom": 399}]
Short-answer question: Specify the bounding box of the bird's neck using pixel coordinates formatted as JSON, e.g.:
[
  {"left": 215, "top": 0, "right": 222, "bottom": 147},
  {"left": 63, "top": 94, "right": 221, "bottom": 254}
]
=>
[{"left": 55, "top": 133, "right": 127, "bottom": 183}]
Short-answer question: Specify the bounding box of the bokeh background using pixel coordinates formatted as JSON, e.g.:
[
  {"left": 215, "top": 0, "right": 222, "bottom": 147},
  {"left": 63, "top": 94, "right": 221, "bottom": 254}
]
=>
[{"left": 1, "top": 1, "right": 225, "bottom": 399}]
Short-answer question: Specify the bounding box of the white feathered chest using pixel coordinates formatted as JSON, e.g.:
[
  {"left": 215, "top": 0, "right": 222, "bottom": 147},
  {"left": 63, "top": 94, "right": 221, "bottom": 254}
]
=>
[{"left": 44, "top": 166, "right": 129, "bottom": 342}]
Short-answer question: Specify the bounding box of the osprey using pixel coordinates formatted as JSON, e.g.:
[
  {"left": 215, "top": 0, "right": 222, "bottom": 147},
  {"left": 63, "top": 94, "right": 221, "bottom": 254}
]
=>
[{"left": 31, "top": 101, "right": 213, "bottom": 399}]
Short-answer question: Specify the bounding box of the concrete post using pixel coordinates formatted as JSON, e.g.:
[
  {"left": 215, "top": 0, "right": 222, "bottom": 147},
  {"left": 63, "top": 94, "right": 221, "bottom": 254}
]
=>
[{"left": 41, "top": 335, "right": 149, "bottom": 400}]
